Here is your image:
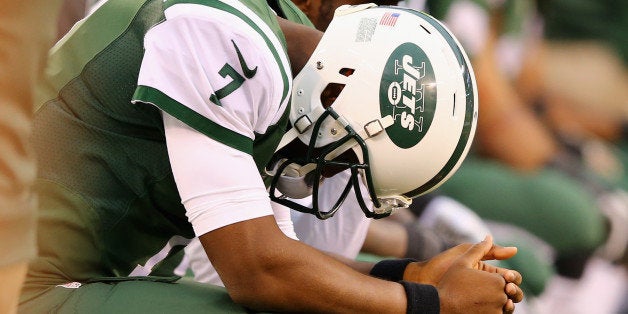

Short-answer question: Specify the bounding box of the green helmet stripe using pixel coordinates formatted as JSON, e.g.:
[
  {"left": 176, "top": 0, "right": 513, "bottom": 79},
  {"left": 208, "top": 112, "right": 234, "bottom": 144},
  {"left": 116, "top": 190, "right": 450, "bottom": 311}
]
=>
[{"left": 401, "top": 9, "right": 477, "bottom": 198}]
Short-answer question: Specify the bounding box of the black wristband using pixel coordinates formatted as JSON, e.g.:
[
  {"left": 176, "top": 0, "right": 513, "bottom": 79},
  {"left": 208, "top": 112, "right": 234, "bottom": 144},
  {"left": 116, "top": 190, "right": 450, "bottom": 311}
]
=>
[
  {"left": 369, "top": 258, "right": 417, "bottom": 282},
  {"left": 400, "top": 280, "right": 440, "bottom": 314}
]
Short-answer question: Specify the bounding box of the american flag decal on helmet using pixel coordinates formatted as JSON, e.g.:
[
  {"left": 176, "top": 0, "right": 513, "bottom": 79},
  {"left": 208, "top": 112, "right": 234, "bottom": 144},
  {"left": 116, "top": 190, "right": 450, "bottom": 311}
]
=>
[{"left": 379, "top": 12, "right": 400, "bottom": 26}]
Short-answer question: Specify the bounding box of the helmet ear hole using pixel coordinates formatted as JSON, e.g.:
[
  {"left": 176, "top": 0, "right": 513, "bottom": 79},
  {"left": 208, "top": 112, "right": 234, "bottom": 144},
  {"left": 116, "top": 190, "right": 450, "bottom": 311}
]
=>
[
  {"left": 320, "top": 83, "right": 345, "bottom": 108},
  {"left": 339, "top": 68, "right": 355, "bottom": 77}
]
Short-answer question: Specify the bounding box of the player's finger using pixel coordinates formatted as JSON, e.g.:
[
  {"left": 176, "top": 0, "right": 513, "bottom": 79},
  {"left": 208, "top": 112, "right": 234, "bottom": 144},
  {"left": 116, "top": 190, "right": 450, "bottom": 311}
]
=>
[
  {"left": 482, "top": 244, "right": 518, "bottom": 261},
  {"left": 503, "top": 299, "right": 515, "bottom": 314},
  {"left": 477, "top": 262, "right": 523, "bottom": 287},
  {"left": 505, "top": 282, "right": 524, "bottom": 303},
  {"left": 503, "top": 270, "right": 522, "bottom": 286},
  {"left": 481, "top": 264, "right": 523, "bottom": 285},
  {"left": 456, "top": 235, "right": 494, "bottom": 267}
]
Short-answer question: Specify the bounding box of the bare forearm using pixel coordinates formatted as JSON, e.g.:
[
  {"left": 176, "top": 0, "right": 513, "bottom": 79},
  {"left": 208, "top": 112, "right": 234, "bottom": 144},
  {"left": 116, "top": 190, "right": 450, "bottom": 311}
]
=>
[
  {"left": 200, "top": 217, "right": 407, "bottom": 313},
  {"left": 241, "top": 240, "right": 405, "bottom": 312},
  {"left": 323, "top": 251, "right": 375, "bottom": 275}
]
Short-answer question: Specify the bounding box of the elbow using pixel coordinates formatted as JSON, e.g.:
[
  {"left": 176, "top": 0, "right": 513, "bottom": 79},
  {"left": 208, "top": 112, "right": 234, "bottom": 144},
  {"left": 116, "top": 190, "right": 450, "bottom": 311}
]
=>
[
  {"left": 228, "top": 281, "right": 263, "bottom": 306},
  {"left": 223, "top": 268, "right": 287, "bottom": 310},
  {"left": 226, "top": 279, "right": 283, "bottom": 311},
  {"left": 228, "top": 288, "right": 256, "bottom": 308}
]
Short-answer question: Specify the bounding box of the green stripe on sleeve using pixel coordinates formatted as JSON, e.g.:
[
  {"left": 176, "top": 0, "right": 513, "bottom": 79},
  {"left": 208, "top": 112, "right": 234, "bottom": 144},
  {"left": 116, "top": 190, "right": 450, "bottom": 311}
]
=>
[{"left": 133, "top": 85, "right": 253, "bottom": 155}]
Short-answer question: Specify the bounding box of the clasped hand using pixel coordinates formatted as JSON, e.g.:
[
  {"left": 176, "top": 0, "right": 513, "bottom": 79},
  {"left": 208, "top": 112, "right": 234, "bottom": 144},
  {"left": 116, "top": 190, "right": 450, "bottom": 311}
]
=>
[{"left": 403, "top": 235, "right": 523, "bottom": 314}]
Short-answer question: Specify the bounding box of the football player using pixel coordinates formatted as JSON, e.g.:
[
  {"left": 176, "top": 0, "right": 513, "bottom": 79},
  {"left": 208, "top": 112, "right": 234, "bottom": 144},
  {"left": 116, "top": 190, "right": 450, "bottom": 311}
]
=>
[{"left": 22, "top": 1, "right": 522, "bottom": 313}]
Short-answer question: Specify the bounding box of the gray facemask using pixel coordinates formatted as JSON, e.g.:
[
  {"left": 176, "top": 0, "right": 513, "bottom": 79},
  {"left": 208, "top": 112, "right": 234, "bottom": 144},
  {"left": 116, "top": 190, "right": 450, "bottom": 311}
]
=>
[{"left": 267, "top": 159, "right": 318, "bottom": 199}]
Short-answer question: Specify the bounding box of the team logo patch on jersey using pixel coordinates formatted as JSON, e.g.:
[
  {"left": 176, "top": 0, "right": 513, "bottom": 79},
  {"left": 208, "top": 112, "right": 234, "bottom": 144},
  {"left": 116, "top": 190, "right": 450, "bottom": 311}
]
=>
[{"left": 379, "top": 42, "right": 436, "bottom": 149}]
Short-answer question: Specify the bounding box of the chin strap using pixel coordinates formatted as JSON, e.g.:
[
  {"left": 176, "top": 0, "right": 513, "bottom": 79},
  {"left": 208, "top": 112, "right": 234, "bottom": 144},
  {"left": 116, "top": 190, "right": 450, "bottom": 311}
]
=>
[
  {"left": 361, "top": 115, "right": 394, "bottom": 139},
  {"left": 265, "top": 158, "right": 318, "bottom": 199},
  {"left": 265, "top": 158, "right": 316, "bottom": 178}
]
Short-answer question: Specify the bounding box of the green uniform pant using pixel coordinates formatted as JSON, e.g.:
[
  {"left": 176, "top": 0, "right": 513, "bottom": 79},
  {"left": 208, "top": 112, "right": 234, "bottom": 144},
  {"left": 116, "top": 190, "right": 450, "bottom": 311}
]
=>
[
  {"left": 20, "top": 278, "right": 249, "bottom": 313},
  {"left": 438, "top": 157, "right": 606, "bottom": 257},
  {"left": 437, "top": 157, "right": 607, "bottom": 295}
]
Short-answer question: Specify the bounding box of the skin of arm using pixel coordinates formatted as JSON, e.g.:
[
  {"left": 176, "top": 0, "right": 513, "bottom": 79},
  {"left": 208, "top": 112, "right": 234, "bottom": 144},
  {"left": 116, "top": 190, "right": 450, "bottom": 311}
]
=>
[
  {"left": 325, "top": 252, "right": 376, "bottom": 275},
  {"left": 199, "top": 216, "right": 407, "bottom": 313},
  {"left": 200, "top": 219, "right": 522, "bottom": 313}
]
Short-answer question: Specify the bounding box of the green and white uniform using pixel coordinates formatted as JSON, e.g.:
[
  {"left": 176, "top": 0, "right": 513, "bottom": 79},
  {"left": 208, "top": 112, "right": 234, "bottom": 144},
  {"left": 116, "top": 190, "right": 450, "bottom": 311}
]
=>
[{"left": 21, "top": 0, "right": 310, "bottom": 312}]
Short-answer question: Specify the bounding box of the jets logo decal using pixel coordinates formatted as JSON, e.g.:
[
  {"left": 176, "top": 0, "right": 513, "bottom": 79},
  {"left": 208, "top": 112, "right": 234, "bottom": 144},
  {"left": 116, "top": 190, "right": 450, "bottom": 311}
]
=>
[
  {"left": 210, "top": 39, "right": 258, "bottom": 106},
  {"left": 379, "top": 42, "right": 436, "bottom": 149}
]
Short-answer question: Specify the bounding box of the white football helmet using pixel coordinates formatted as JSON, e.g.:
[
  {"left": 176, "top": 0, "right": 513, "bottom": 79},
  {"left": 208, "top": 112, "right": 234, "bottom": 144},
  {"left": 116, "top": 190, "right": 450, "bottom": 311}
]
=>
[{"left": 268, "top": 4, "right": 478, "bottom": 219}]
